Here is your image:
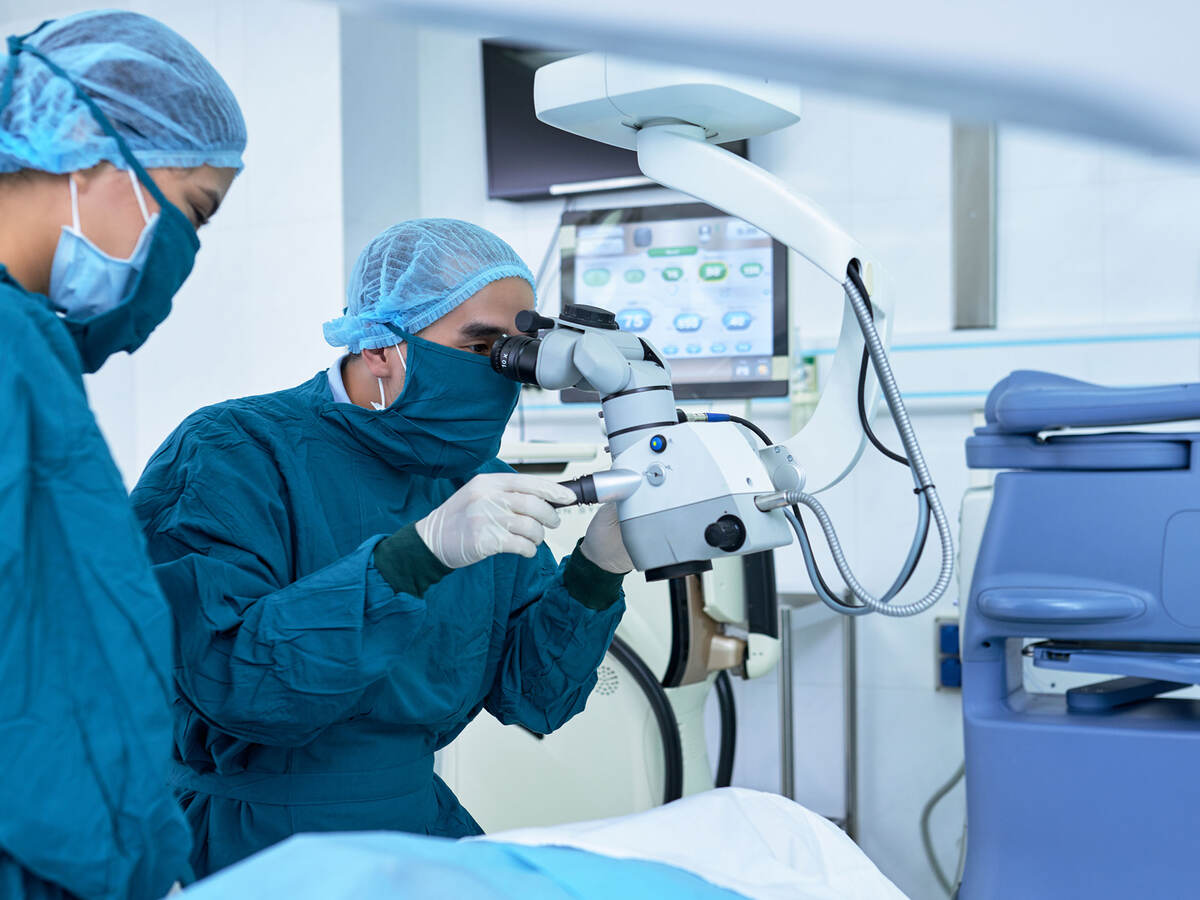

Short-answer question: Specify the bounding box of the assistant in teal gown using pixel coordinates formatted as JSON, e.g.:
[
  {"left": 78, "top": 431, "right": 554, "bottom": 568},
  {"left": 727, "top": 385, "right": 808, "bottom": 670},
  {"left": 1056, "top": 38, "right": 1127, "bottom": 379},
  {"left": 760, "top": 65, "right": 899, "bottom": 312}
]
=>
[
  {"left": 0, "top": 272, "right": 193, "bottom": 899},
  {"left": 0, "top": 9, "right": 246, "bottom": 898}
]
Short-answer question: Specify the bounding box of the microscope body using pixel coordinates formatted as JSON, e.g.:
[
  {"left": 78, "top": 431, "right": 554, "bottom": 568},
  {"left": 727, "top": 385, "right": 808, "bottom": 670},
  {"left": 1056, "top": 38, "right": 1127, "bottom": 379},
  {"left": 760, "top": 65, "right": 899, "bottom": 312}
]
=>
[
  {"left": 492, "top": 304, "right": 793, "bottom": 580},
  {"left": 611, "top": 421, "right": 790, "bottom": 578}
]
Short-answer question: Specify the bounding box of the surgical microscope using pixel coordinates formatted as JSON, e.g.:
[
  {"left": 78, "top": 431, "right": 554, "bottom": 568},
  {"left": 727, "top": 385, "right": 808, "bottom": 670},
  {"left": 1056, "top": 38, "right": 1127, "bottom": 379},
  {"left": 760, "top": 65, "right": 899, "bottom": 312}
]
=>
[
  {"left": 438, "top": 56, "right": 957, "bottom": 832},
  {"left": 488, "top": 53, "right": 955, "bottom": 620}
]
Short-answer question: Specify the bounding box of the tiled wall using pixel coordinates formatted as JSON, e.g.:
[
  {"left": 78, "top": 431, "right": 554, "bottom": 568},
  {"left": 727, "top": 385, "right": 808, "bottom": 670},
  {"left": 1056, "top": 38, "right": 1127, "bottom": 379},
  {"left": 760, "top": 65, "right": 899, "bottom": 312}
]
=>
[{"left": 999, "top": 127, "right": 1200, "bottom": 328}]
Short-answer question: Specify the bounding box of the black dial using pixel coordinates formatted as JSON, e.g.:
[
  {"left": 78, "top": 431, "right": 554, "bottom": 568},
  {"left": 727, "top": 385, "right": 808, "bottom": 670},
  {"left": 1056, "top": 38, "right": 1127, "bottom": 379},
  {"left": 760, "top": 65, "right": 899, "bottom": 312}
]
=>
[
  {"left": 704, "top": 515, "right": 747, "bottom": 553},
  {"left": 514, "top": 309, "right": 556, "bottom": 335},
  {"left": 560, "top": 304, "right": 618, "bottom": 330}
]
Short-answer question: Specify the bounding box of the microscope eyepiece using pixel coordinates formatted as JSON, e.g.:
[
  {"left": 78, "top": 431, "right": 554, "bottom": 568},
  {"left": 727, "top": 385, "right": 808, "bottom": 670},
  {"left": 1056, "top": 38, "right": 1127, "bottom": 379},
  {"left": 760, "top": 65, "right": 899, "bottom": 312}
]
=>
[{"left": 490, "top": 333, "right": 542, "bottom": 385}]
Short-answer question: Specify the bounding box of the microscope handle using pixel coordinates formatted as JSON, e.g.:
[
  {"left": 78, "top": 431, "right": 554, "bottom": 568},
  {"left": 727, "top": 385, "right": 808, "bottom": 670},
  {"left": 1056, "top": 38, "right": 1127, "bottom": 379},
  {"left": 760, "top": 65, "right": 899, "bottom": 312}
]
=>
[
  {"left": 553, "top": 469, "right": 643, "bottom": 508},
  {"left": 555, "top": 476, "right": 598, "bottom": 507}
]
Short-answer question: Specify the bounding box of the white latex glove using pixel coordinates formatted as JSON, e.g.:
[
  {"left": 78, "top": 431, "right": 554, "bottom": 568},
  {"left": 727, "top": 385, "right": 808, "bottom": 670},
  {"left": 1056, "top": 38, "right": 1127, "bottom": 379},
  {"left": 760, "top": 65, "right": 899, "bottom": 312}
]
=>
[
  {"left": 580, "top": 502, "right": 634, "bottom": 574},
  {"left": 416, "top": 473, "right": 576, "bottom": 569}
]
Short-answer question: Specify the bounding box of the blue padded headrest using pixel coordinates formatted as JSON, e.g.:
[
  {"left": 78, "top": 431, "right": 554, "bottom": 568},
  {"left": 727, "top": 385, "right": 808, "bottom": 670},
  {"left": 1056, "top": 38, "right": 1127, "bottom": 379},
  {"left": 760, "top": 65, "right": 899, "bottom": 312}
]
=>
[{"left": 982, "top": 370, "right": 1200, "bottom": 434}]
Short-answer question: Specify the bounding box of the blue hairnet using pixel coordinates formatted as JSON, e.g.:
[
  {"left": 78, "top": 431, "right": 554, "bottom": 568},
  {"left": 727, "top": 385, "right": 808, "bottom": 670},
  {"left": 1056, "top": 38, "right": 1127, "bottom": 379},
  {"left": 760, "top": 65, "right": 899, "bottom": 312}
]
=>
[
  {"left": 0, "top": 10, "right": 246, "bottom": 175},
  {"left": 325, "top": 219, "right": 536, "bottom": 352}
]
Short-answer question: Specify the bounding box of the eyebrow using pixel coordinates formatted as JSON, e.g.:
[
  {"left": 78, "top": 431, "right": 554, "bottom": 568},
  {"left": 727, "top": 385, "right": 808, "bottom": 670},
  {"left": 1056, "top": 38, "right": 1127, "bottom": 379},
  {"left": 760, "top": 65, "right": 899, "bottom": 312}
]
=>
[{"left": 460, "top": 321, "right": 507, "bottom": 340}]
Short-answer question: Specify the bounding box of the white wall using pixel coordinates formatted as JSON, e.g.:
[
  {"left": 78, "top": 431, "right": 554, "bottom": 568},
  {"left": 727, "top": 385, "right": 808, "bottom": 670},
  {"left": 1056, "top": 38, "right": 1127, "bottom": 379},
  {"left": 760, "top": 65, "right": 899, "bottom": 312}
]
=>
[{"left": 999, "top": 127, "right": 1200, "bottom": 329}]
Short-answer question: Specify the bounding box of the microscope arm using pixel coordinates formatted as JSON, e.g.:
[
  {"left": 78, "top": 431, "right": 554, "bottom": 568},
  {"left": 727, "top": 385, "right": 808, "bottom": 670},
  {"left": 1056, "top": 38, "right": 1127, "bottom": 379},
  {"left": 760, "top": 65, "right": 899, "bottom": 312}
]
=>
[{"left": 636, "top": 122, "right": 894, "bottom": 493}]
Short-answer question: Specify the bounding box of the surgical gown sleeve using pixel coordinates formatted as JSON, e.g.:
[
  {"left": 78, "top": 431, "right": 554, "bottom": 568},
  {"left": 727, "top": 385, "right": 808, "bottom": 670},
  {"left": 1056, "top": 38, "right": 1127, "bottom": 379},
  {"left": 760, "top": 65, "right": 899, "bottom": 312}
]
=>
[
  {"left": 485, "top": 543, "right": 626, "bottom": 734},
  {"left": 134, "top": 422, "right": 437, "bottom": 748}
]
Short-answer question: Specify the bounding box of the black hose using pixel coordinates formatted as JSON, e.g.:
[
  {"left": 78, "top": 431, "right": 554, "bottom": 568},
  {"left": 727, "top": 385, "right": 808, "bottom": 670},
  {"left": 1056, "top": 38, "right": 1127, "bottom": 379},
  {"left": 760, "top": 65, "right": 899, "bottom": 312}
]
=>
[
  {"left": 848, "top": 262, "right": 909, "bottom": 468},
  {"left": 858, "top": 345, "right": 909, "bottom": 466},
  {"left": 661, "top": 578, "right": 692, "bottom": 689},
  {"left": 725, "top": 413, "right": 774, "bottom": 447},
  {"left": 608, "top": 636, "right": 684, "bottom": 804},
  {"left": 714, "top": 670, "right": 736, "bottom": 788}
]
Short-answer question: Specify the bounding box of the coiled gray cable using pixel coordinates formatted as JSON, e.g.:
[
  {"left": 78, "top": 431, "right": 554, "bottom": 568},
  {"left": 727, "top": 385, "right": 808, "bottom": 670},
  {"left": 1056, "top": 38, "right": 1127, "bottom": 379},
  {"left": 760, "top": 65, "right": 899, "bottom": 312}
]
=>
[
  {"left": 783, "top": 276, "right": 955, "bottom": 617},
  {"left": 786, "top": 496, "right": 929, "bottom": 616}
]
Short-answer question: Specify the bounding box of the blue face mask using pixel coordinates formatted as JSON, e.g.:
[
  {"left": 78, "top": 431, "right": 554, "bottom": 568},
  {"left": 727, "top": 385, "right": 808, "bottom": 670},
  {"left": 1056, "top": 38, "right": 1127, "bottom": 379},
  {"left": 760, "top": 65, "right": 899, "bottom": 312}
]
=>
[
  {"left": 322, "top": 327, "right": 520, "bottom": 478},
  {"left": 4, "top": 31, "right": 201, "bottom": 374},
  {"left": 50, "top": 169, "right": 156, "bottom": 321}
]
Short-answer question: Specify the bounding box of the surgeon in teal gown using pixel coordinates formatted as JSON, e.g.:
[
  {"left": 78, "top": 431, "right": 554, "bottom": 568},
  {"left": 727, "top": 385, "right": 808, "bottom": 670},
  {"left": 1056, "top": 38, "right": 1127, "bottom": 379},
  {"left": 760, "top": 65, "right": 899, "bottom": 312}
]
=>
[
  {"left": 132, "top": 220, "right": 633, "bottom": 878},
  {"left": 0, "top": 11, "right": 246, "bottom": 900}
]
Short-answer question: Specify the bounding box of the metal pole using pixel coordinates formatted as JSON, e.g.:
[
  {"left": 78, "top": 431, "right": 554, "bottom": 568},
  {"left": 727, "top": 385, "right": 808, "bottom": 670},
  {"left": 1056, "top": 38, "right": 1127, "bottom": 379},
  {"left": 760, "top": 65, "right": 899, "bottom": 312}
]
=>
[
  {"left": 952, "top": 122, "right": 998, "bottom": 330},
  {"left": 779, "top": 604, "right": 795, "bottom": 800},
  {"left": 843, "top": 613, "right": 859, "bottom": 841}
]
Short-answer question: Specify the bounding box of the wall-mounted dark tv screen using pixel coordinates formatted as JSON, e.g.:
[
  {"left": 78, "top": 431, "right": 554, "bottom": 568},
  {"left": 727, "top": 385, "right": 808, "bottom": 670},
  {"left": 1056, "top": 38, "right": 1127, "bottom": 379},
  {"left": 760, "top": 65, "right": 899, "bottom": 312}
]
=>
[{"left": 482, "top": 40, "right": 749, "bottom": 201}]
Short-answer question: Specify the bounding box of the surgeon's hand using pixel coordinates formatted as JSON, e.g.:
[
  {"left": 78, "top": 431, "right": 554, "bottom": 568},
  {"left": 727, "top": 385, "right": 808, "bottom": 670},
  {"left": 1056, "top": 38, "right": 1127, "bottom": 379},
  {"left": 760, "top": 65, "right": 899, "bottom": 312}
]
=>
[
  {"left": 579, "top": 503, "right": 634, "bottom": 574},
  {"left": 416, "top": 473, "right": 576, "bottom": 569}
]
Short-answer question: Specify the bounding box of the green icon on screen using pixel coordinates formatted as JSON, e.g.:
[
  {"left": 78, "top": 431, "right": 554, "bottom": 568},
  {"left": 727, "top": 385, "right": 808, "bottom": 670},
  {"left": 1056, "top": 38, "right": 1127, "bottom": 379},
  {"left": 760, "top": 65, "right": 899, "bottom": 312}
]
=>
[
  {"left": 741, "top": 262, "right": 764, "bottom": 277},
  {"left": 699, "top": 262, "right": 728, "bottom": 282},
  {"left": 583, "top": 268, "right": 611, "bottom": 287},
  {"left": 662, "top": 267, "right": 684, "bottom": 282},
  {"left": 624, "top": 269, "right": 646, "bottom": 283}
]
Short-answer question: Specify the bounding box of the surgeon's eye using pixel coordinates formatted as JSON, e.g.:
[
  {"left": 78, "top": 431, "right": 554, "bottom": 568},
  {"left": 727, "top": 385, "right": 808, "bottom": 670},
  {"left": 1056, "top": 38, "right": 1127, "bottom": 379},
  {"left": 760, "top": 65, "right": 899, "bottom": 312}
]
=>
[{"left": 465, "top": 343, "right": 490, "bottom": 356}]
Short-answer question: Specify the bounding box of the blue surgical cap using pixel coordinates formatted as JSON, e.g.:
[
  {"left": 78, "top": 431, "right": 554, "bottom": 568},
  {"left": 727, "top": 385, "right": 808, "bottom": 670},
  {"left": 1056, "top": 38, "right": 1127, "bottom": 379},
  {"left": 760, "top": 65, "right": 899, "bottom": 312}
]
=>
[
  {"left": 0, "top": 10, "right": 246, "bottom": 175},
  {"left": 325, "top": 219, "right": 536, "bottom": 352}
]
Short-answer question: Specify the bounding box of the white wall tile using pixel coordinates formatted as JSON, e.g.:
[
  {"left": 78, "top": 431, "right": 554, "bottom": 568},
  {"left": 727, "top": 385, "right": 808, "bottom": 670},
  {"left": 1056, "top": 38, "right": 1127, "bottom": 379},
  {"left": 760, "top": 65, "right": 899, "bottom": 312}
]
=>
[
  {"left": 997, "top": 184, "right": 1105, "bottom": 328},
  {"left": 1100, "top": 177, "right": 1200, "bottom": 323},
  {"left": 998, "top": 124, "right": 1200, "bottom": 332},
  {"left": 852, "top": 194, "right": 953, "bottom": 334},
  {"left": 999, "top": 128, "right": 1105, "bottom": 190},
  {"left": 83, "top": 354, "right": 138, "bottom": 487},
  {"left": 847, "top": 99, "right": 951, "bottom": 203},
  {"left": 753, "top": 93, "right": 853, "bottom": 200},
  {"left": 857, "top": 685, "right": 964, "bottom": 900}
]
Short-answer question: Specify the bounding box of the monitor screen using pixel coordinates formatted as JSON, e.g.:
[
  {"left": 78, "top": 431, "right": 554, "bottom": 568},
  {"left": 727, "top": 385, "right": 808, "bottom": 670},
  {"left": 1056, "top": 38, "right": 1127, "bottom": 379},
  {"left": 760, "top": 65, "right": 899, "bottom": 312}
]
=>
[
  {"left": 481, "top": 41, "right": 748, "bottom": 201},
  {"left": 559, "top": 202, "right": 789, "bottom": 401}
]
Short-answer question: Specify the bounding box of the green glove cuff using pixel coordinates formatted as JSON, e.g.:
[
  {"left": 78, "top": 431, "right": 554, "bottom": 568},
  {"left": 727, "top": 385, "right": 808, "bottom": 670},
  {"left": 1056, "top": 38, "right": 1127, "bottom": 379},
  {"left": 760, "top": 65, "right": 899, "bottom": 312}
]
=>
[
  {"left": 373, "top": 523, "right": 453, "bottom": 597},
  {"left": 564, "top": 538, "right": 626, "bottom": 611}
]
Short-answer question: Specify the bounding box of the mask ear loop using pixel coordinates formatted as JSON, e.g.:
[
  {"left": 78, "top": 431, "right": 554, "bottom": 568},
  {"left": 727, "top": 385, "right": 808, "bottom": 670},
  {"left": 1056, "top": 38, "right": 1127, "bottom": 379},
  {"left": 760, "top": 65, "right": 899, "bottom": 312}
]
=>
[
  {"left": 371, "top": 343, "right": 406, "bottom": 411},
  {"left": 127, "top": 168, "right": 150, "bottom": 224},
  {"left": 66, "top": 169, "right": 156, "bottom": 256},
  {"left": 67, "top": 175, "right": 81, "bottom": 233}
]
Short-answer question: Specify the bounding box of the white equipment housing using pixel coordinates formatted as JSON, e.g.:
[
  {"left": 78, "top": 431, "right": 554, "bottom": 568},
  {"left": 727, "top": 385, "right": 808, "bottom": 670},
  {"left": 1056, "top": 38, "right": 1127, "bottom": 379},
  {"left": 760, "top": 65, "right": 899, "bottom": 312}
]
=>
[{"left": 536, "top": 54, "right": 893, "bottom": 493}]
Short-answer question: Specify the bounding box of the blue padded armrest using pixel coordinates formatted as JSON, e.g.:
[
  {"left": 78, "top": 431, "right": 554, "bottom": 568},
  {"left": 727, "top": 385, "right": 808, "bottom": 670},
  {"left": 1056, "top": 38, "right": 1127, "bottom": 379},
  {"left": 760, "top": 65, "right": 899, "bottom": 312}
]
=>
[{"left": 982, "top": 370, "right": 1200, "bottom": 434}]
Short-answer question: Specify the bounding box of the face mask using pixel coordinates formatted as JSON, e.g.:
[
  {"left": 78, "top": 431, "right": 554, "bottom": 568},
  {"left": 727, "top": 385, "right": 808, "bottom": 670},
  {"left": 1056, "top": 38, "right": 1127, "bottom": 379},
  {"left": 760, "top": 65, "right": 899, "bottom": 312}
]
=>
[
  {"left": 56, "top": 186, "right": 199, "bottom": 374},
  {"left": 49, "top": 170, "right": 157, "bottom": 320},
  {"left": 3, "top": 33, "right": 202, "bottom": 374},
  {"left": 322, "top": 328, "right": 520, "bottom": 478}
]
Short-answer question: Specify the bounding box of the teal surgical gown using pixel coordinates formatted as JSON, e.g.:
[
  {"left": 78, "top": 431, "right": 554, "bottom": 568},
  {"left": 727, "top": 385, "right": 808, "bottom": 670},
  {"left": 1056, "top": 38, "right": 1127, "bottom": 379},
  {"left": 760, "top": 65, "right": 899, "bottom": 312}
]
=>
[
  {"left": 0, "top": 268, "right": 192, "bottom": 899},
  {"left": 131, "top": 370, "right": 626, "bottom": 879}
]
